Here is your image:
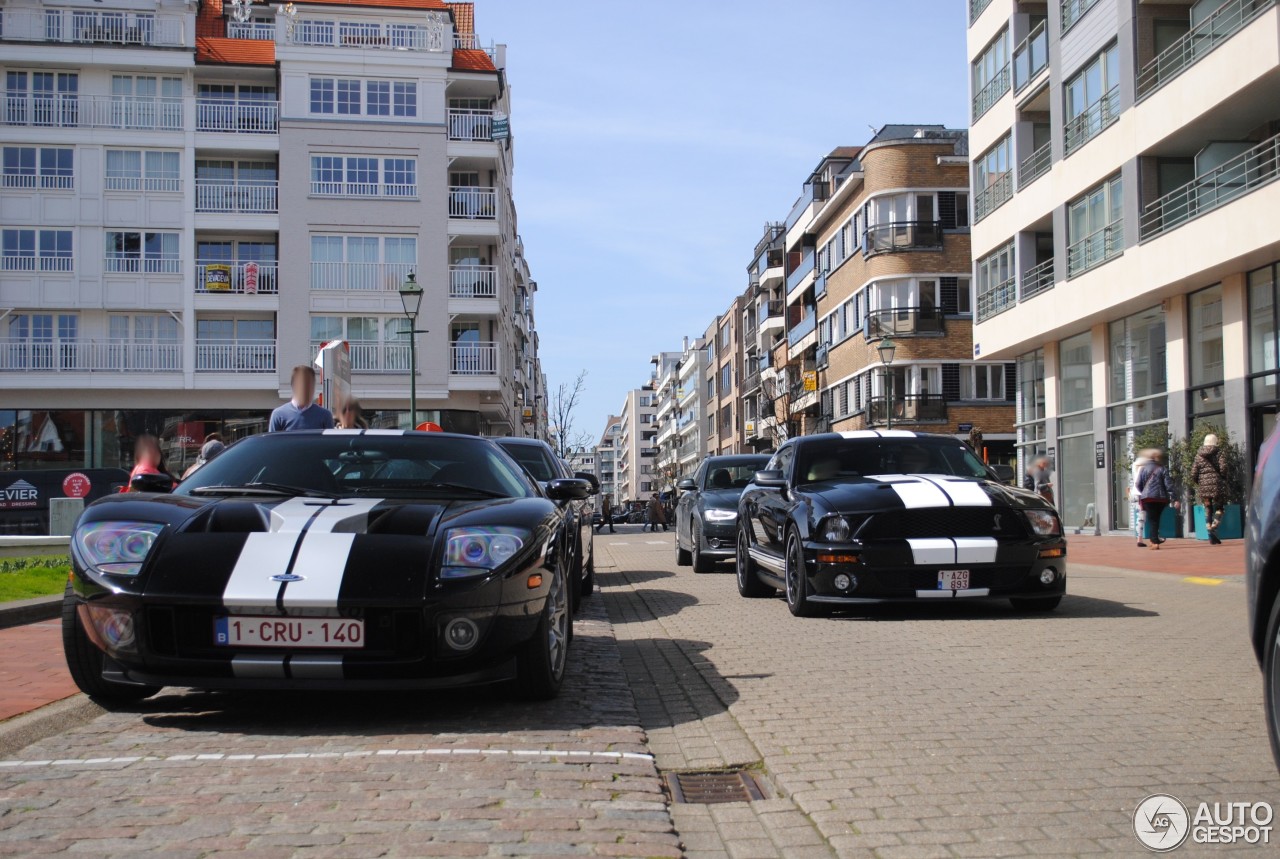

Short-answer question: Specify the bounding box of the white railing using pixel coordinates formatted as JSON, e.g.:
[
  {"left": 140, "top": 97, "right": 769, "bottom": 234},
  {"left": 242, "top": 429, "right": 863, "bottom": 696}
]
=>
[
  {"left": 195, "top": 99, "right": 278, "bottom": 134},
  {"left": 447, "top": 109, "right": 493, "bottom": 141},
  {"left": 0, "top": 173, "right": 73, "bottom": 191},
  {"left": 2, "top": 94, "right": 183, "bottom": 131},
  {"left": 195, "top": 340, "right": 277, "bottom": 373},
  {"left": 195, "top": 261, "right": 279, "bottom": 294},
  {"left": 312, "top": 341, "right": 412, "bottom": 373},
  {"left": 310, "top": 180, "right": 416, "bottom": 198},
  {"left": 451, "top": 342, "right": 498, "bottom": 375},
  {"left": 0, "top": 256, "right": 73, "bottom": 272},
  {"left": 0, "top": 339, "right": 181, "bottom": 372},
  {"left": 227, "top": 21, "right": 275, "bottom": 40},
  {"left": 450, "top": 265, "right": 498, "bottom": 298},
  {"left": 104, "top": 175, "right": 182, "bottom": 193},
  {"left": 104, "top": 256, "right": 181, "bottom": 275},
  {"left": 288, "top": 19, "right": 445, "bottom": 52},
  {"left": 195, "top": 180, "right": 278, "bottom": 214},
  {"left": 1067, "top": 221, "right": 1123, "bottom": 278},
  {"left": 310, "top": 261, "right": 415, "bottom": 291},
  {"left": 1137, "top": 0, "right": 1277, "bottom": 98},
  {"left": 448, "top": 186, "right": 497, "bottom": 219},
  {"left": 0, "top": 7, "right": 186, "bottom": 47}
]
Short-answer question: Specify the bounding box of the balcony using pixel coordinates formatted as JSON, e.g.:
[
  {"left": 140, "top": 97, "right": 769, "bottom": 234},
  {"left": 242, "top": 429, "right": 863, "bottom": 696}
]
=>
[
  {"left": 1018, "top": 140, "right": 1052, "bottom": 188},
  {"left": 311, "top": 178, "right": 416, "bottom": 199},
  {"left": 1063, "top": 86, "right": 1119, "bottom": 156},
  {"left": 787, "top": 311, "right": 817, "bottom": 347},
  {"left": 972, "top": 65, "right": 1010, "bottom": 121},
  {"left": 863, "top": 221, "right": 944, "bottom": 257},
  {"left": 311, "top": 261, "right": 415, "bottom": 291},
  {"left": 448, "top": 109, "right": 494, "bottom": 142},
  {"left": 1143, "top": 0, "right": 1279, "bottom": 98},
  {"left": 1067, "top": 221, "right": 1123, "bottom": 278},
  {"left": 868, "top": 394, "right": 947, "bottom": 425},
  {"left": 0, "top": 7, "right": 186, "bottom": 48},
  {"left": 1140, "top": 132, "right": 1280, "bottom": 241},
  {"left": 867, "top": 307, "right": 945, "bottom": 338},
  {"left": 1013, "top": 21, "right": 1049, "bottom": 94},
  {"left": 227, "top": 21, "right": 275, "bottom": 40},
  {"left": 759, "top": 299, "right": 785, "bottom": 331},
  {"left": 309, "top": 341, "right": 410, "bottom": 374},
  {"left": 1021, "top": 258, "right": 1055, "bottom": 301},
  {"left": 0, "top": 339, "right": 180, "bottom": 372},
  {"left": 2, "top": 94, "right": 182, "bottom": 131},
  {"left": 195, "top": 99, "right": 278, "bottom": 134},
  {"left": 451, "top": 342, "right": 498, "bottom": 375},
  {"left": 449, "top": 265, "right": 498, "bottom": 299},
  {"left": 1061, "top": 0, "right": 1101, "bottom": 33},
  {"left": 448, "top": 187, "right": 497, "bottom": 220},
  {"left": 287, "top": 19, "right": 444, "bottom": 52},
  {"left": 973, "top": 172, "right": 1013, "bottom": 223},
  {"left": 970, "top": 0, "right": 994, "bottom": 24},
  {"left": 196, "top": 261, "right": 278, "bottom": 295},
  {"left": 194, "top": 180, "right": 278, "bottom": 214},
  {"left": 742, "top": 368, "right": 761, "bottom": 394},
  {"left": 785, "top": 250, "right": 815, "bottom": 295},
  {"left": 977, "top": 276, "right": 1017, "bottom": 322},
  {"left": 196, "top": 340, "right": 277, "bottom": 373}
]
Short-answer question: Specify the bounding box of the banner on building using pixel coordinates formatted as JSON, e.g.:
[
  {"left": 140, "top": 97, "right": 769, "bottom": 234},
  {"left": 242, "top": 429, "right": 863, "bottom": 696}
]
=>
[
  {"left": 243, "top": 261, "right": 259, "bottom": 294},
  {"left": 492, "top": 114, "right": 510, "bottom": 140},
  {"left": 204, "top": 263, "right": 231, "bottom": 292},
  {"left": 803, "top": 371, "right": 817, "bottom": 392}
]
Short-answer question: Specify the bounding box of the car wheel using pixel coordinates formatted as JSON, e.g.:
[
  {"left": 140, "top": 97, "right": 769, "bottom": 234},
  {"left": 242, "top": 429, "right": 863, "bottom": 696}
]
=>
[
  {"left": 569, "top": 538, "right": 584, "bottom": 616},
  {"left": 785, "top": 531, "right": 820, "bottom": 618},
  {"left": 692, "top": 521, "right": 715, "bottom": 573},
  {"left": 1263, "top": 594, "right": 1280, "bottom": 772},
  {"left": 61, "top": 587, "right": 160, "bottom": 705},
  {"left": 675, "top": 518, "right": 692, "bottom": 566},
  {"left": 1009, "top": 595, "right": 1063, "bottom": 612},
  {"left": 737, "top": 527, "right": 774, "bottom": 598},
  {"left": 515, "top": 564, "right": 570, "bottom": 700}
]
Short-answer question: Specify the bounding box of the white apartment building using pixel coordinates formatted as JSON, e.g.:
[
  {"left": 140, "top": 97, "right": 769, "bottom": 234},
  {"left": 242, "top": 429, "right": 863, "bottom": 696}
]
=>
[
  {"left": 615, "top": 386, "right": 657, "bottom": 504},
  {"left": 968, "top": 0, "right": 1280, "bottom": 532},
  {"left": 594, "top": 413, "right": 621, "bottom": 511},
  {"left": 650, "top": 348, "right": 683, "bottom": 489},
  {"left": 0, "top": 0, "right": 541, "bottom": 475},
  {"left": 742, "top": 222, "right": 787, "bottom": 452}
]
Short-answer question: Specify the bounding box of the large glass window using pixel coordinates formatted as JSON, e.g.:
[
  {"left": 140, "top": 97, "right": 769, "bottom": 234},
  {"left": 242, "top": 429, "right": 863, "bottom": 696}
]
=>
[
  {"left": 975, "top": 241, "right": 1015, "bottom": 321},
  {"left": 1188, "top": 285, "right": 1224, "bottom": 425},
  {"left": 1106, "top": 307, "right": 1168, "bottom": 529},
  {"left": 1250, "top": 263, "right": 1280, "bottom": 461},
  {"left": 1057, "top": 332, "right": 1096, "bottom": 530},
  {"left": 1064, "top": 42, "right": 1120, "bottom": 153},
  {"left": 1016, "top": 349, "right": 1047, "bottom": 480},
  {"left": 1067, "top": 174, "right": 1123, "bottom": 277}
]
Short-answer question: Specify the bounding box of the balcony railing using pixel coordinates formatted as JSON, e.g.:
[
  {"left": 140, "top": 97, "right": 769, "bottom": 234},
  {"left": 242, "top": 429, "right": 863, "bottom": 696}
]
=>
[
  {"left": 0, "top": 7, "right": 186, "bottom": 47},
  {"left": 867, "top": 306, "right": 945, "bottom": 338},
  {"left": 1138, "top": 0, "right": 1276, "bottom": 98},
  {"left": 196, "top": 261, "right": 278, "bottom": 295},
  {"left": 451, "top": 342, "right": 498, "bottom": 375},
  {"left": 785, "top": 251, "right": 815, "bottom": 295},
  {"left": 195, "top": 180, "right": 278, "bottom": 214},
  {"left": 972, "top": 65, "right": 1010, "bottom": 121},
  {"left": 863, "top": 221, "right": 944, "bottom": 257},
  {"left": 448, "top": 186, "right": 497, "bottom": 220},
  {"left": 195, "top": 99, "right": 278, "bottom": 134},
  {"left": 2, "top": 94, "right": 182, "bottom": 131},
  {"left": 1018, "top": 139, "right": 1052, "bottom": 188},
  {"left": 1013, "top": 21, "right": 1049, "bottom": 93},
  {"left": 977, "top": 276, "right": 1017, "bottom": 322},
  {"left": 787, "top": 312, "right": 817, "bottom": 347},
  {"left": 973, "top": 171, "right": 1013, "bottom": 222},
  {"left": 311, "top": 261, "right": 415, "bottom": 292},
  {"left": 226, "top": 21, "right": 275, "bottom": 40},
  {"left": 759, "top": 299, "right": 785, "bottom": 325},
  {"left": 288, "top": 19, "right": 443, "bottom": 52},
  {"left": 1064, "top": 86, "right": 1119, "bottom": 156},
  {"left": 869, "top": 394, "right": 947, "bottom": 425},
  {"left": 195, "top": 340, "right": 277, "bottom": 373},
  {"left": 0, "top": 339, "right": 180, "bottom": 372},
  {"left": 1067, "top": 221, "right": 1124, "bottom": 278},
  {"left": 742, "top": 369, "right": 761, "bottom": 393},
  {"left": 309, "top": 341, "right": 411, "bottom": 373},
  {"left": 970, "top": 0, "right": 994, "bottom": 24},
  {"left": 1061, "top": 0, "right": 1101, "bottom": 32},
  {"left": 1021, "top": 258, "right": 1055, "bottom": 300},
  {"left": 448, "top": 109, "right": 494, "bottom": 141},
  {"left": 310, "top": 179, "right": 416, "bottom": 198},
  {"left": 450, "top": 265, "right": 498, "bottom": 299},
  {"left": 1140, "top": 132, "right": 1280, "bottom": 240}
]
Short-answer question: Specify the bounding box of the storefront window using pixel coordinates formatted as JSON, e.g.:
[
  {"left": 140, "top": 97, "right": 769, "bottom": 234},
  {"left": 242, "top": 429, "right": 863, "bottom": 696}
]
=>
[
  {"left": 1104, "top": 307, "right": 1169, "bottom": 530},
  {"left": 1188, "top": 285, "right": 1224, "bottom": 425},
  {"left": 1016, "top": 349, "right": 1046, "bottom": 482},
  {"left": 1250, "top": 263, "right": 1280, "bottom": 459},
  {"left": 1057, "top": 332, "right": 1095, "bottom": 531}
]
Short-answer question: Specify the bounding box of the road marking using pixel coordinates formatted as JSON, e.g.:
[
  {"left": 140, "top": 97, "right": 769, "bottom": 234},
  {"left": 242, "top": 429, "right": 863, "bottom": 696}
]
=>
[
  {"left": 1184, "top": 576, "right": 1224, "bottom": 586},
  {"left": 644, "top": 540, "right": 666, "bottom": 545},
  {"left": 0, "top": 747, "right": 656, "bottom": 770}
]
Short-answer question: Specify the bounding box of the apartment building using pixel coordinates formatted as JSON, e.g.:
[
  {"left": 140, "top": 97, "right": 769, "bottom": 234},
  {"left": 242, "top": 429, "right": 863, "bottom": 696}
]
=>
[
  {"left": 743, "top": 222, "right": 787, "bottom": 452},
  {"left": 967, "top": 0, "right": 1280, "bottom": 531},
  {"left": 594, "top": 414, "right": 621, "bottom": 509},
  {"left": 652, "top": 338, "right": 706, "bottom": 486},
  {"left": 701, "top": 296, "right": 748, "bottom": 457},
  {"left": 615, "top": 386, "right": 657, "bottom": 504},
  {"left": 0, "top": 0, "right": 541, "bottom": 475}
]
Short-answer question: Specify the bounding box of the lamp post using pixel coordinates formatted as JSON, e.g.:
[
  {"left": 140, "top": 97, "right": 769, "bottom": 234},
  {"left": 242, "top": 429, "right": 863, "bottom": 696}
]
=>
[
  {"left": 877, "top": 336, "right": 897, "bottom": 430},
  {"left": 398, "top": 273, "right": 424, "bottom": 429}
]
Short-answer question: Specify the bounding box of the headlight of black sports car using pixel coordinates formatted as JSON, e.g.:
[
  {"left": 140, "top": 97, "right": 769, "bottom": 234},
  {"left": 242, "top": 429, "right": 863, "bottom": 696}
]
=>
[
  {"left": 1024, "top": 509, "right": 1062, "bottom": 537},
  {"left": 442, "top": 526, "right": 529, "bottom": 579},
  {"left": 820, "top": 515, "right": 853, "bottom": 543},
  {"left": 74, "top": 520, "right": 165, "bottom": 577}
]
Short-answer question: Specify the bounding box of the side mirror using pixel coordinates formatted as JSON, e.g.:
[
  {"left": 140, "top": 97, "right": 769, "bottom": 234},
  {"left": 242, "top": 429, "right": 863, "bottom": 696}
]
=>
[
  {"left": 130, "top": 472, "right": 173, "bottom": 494},
  {"left": 573, "top": 472, "right": 601, "bottom": 494},
  {"left": 546, "top": 478, "right": 592, "bottom": 502},
  {"left": 753, "top": 469, "right": 788, "bottom": 490},
  {"left": 676, "top": 478, "right": 697, "bottom": 491}
]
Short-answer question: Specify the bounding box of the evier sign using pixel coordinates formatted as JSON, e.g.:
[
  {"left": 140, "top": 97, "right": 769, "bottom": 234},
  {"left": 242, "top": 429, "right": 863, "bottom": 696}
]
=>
[{"left": 0, "top": 480, "right": 39, "bottom": 509}]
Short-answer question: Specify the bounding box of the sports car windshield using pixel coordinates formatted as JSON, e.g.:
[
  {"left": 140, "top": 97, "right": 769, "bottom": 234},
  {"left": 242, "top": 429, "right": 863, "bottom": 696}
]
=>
[
  {"left": 175, "top": 434, "right": 536, "bottom": 499},
  {"left": 795, "top": 438, "right": 997, "bottom": 484},
  {"left": 496, "top": 442, "right": 560, "bottom": 482},
  {"left": 703, "top": 457, "right": 771, "bottom": 490}
]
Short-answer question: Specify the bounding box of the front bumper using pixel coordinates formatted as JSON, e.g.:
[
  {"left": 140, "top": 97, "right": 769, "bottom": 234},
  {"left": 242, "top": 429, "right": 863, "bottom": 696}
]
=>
[{"left": 698, "top": 519, "right": 738, "bottom": 559}]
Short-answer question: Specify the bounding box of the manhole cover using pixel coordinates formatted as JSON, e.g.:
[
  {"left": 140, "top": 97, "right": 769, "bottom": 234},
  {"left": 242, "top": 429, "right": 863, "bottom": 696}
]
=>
[{"left": 663, "top": 769, "right": 766, "bottom": 804}]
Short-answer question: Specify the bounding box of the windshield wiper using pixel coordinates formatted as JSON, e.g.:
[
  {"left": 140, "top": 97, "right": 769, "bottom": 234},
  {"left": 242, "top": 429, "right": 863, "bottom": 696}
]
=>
[
  {"left": 189, "top": 482, "right": 341, "bottom": 499},
  {"left": 351, "top": 481, "right": 507, "bottom": 499}
]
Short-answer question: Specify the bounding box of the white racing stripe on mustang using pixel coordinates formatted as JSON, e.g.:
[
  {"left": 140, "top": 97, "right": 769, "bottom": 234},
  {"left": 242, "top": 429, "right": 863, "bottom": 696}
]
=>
[
  {"left": 906, "top": 538, "right": 955, "bottom": 565},
  {"left": 282, "top": 532, "right": 357, "bottom": 609},
  {"left": 871, "top": 475, "right": 950, "bottom": 508},
  {"left": 954, "top": 537, "right": 999, "bottom": 564},
  {"left": 920, "top": 476, "right": 992, "bottom": 507},
  {"left": 223, "top": 533, "right": 299, "bottom": 607}
]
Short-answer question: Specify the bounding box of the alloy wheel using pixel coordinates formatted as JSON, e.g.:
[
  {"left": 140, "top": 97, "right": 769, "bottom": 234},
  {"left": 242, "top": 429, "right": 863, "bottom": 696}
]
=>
[{"left": 546, "top": 568, "right": 569, "bottom": 679}]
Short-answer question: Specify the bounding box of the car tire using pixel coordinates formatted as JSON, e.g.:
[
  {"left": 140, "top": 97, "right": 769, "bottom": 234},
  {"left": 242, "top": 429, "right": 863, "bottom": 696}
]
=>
[
  {"left": 569, "top": 537, "right": 584, "bottom": 616},
  {"left": 785, "top": 531, "right": 820, "bottom": 618},
  {"left": 692, "top": 521, "right": 716, "bottom": 574},
  {"left": 1009, "top": 595, "right": 1063, "bottom": 612},
  {"left": 61, "top": 587, "right": 160, "bottom": 705},
  {"left": 675, "top": 520, "right": 692, "bottom": 566},
  {"left": 736, "top": 527, "right": 774, "bottom": 598},
  {"left": 580, "top": 540, "right": 595, "bottom": 600},
  {"left": 515, "top": 564, "right": 570, "bottom": 700},
  {"left": 1265, "top": 594, "right": 1280, "bottom": 771}
]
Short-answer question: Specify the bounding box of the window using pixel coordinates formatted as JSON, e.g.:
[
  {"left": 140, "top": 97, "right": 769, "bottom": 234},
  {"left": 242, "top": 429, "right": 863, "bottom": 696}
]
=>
[
  {"left": 961, "top": 364, "right": 1006, "bottom": 400},
  {"left": 972, "top": 29, "right": 1010, "bottom": 119},
  {"left": 2, "top": 229, "right": 72, "bottom": 271},
  {"left": 973, "top": 135, "right": 1012, "bottom": 221},
  {"left": 310, "top": 77, "right": 417, "bottom": 118},
  {"left": 976, "top": 242, "right": 1015, "bottom": 321},
  {"left": 310, "top": 235, "right": 417, "bottom": 290},
  {"left": 1059, "top": 332, "right": 1094, "bottom": 415},
  {"left": 105, "top": 149, "right": 180, "bottom": 192},
  {"left": 1067, "top": 175, "right": 1123, "bottom": 277},
  {"left": 382, "top": 159, "right": 416, "bottom": 196},
  {"left": 1065, "top": 44, "right": 1120, "bottom": 154},
  {"left": 336, "top": 79, "right": 361, "bottom": 114},
  {"left": 706, "top": 378, "right": 715, "bottom": 400},
  {"left": 720, "top": 364, "right": 732, "bottom": 391},
  {"left": 4, "top": 71, "right": 79, "bottom": 127},
  {"left": 2, "top": 147, "right": 73, "bottom": 189},
  {"left": 310, "top": 78, "right": 334, "bottom": 113},
  {"left": 105, "top": 231, "right": 180, "bottom": 274}
]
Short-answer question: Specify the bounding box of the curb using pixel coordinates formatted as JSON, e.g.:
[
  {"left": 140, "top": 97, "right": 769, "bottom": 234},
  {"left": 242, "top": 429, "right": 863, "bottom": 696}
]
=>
[
  {"left": 0, "top": 695, "right": 102, "bottom": 759},
  {"left": 0, "top": 595, "right": 61, "bottom": 631}
]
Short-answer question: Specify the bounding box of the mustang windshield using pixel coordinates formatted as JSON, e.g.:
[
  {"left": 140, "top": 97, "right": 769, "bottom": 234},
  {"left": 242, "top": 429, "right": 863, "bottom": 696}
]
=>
[
  {"left": 176, "top": 434, "right": 536, "bottom": 499},
  {"left": 795, "top": 438, "right": 996, "bottom": 484}
]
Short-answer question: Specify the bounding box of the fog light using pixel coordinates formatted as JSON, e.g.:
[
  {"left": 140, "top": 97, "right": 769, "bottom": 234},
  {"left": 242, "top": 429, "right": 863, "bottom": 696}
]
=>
[
  {"left": 82, "top": 604, "right": 136, "bottom": 652},
  {"left": 1040, "top": 568, "right": 1057, "bottom": 585},
  {"left": 443, "top": 617, "right": 480, "bottom": 652},
  {"left": 708, "top": 538, "right": 721, "bottom": 549},
  {"left": 833, "top": 573, "right": 852, "bottom": 591}
]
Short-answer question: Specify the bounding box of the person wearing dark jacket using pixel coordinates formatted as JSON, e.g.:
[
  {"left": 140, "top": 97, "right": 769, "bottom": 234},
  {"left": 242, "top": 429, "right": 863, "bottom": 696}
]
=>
[
  {"left": 1136, "top": 450, "right": 1179, "bottom": 549},
  {"left": 646, "top": 493, "right": 668, "bottom": 533},
  {"left": 1191, "top": 433, "right": 1226, "bottom": 545}
]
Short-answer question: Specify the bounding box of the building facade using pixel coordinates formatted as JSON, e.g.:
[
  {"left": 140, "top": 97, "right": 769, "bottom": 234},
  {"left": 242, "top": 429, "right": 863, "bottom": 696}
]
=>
[
  {"left": 743, "top": 223, "right": 787, "bottom": 452},
  {"left": 0, "top": 0, "right": 542, "bottom": 476},
  {"left": 967, "top": 0, "right": 1280, "bottom": 531},
  {"left": 702, "top": 296, "right": 747, "bottom": 457},
  {"left": 615, "top": 386, "right": 657, "bottom": 504},
  {"left": 593, "top": 414, "right": 621, "bottom": 511}
]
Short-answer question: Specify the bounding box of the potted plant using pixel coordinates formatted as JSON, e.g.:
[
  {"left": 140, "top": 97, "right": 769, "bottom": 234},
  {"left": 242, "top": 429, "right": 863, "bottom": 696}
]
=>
[{"left": 1170, "top": 421, "right": 1246, "bottom": 541}]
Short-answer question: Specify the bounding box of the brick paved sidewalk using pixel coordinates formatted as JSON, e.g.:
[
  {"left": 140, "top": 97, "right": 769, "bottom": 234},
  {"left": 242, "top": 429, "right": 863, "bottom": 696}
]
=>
[
  {"left": 1066, "top": 532, "right": 1245, "bottom": 577},
  {"left": 0, "top": 620, "right": 76, "bottom": 722}
]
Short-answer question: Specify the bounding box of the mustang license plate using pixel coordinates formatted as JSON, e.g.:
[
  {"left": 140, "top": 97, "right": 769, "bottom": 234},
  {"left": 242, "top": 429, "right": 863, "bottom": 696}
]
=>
[
  {"left": 937, "top": 570, "right": 970, "bottom": 590},
  {"left": 214, "top": 616, "right": 365, "bottom": 649}
]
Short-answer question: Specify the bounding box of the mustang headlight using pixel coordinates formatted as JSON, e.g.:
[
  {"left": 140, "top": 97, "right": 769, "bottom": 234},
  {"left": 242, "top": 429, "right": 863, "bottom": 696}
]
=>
[
  {"left": 74, "top": 521, "right": 164, "bottom": 576},
  {"left": 703, "top": 508, "right": 737, "bottom": 522},
  {"left": 821, "top": 516, "right": 853, "bottom": 543},
  {"left": 442, "top": 527, "right": 528, "bottom": 579},
  {"left": 1024, "top": 509, "right": 1061, "bottom": 537}
]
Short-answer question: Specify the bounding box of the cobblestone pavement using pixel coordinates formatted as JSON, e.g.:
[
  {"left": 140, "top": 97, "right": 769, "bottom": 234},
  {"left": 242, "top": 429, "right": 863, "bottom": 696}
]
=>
[{"left": 597, "top": 531, "right": 1280, "bottom": 858}]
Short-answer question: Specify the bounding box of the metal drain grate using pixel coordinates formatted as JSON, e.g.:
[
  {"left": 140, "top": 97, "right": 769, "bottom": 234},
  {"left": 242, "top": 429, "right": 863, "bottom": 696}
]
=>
[{"left": 663, "top": 769, "right": 766, "bottom": 804}]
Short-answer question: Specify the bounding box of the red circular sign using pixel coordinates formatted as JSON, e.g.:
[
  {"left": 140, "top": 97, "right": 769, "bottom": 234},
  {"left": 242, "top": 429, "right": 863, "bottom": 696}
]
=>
[{"left": 62, "top": 472, "right": 91, "bottom": 498}]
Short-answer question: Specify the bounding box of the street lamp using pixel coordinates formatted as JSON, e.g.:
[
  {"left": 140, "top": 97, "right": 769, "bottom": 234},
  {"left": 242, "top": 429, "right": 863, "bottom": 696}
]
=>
[
  {"left": 398, "top": 273, "right": 424, "bottom": 428},
  {"left": 877, "top": 336, "right": 897, "bottom": 430}
]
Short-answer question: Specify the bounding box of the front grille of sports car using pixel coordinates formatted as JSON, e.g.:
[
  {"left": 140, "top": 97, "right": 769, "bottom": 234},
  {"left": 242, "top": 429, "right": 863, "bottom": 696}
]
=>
[
  {"left": 856, "top": 507, "right": 1026, "bottom": 541},
  {"left": 831, "top": 566, "right": 1035, "bottom": 595},
  {"left": 145, "top": 607, "right": 425, "bottom": 660}
]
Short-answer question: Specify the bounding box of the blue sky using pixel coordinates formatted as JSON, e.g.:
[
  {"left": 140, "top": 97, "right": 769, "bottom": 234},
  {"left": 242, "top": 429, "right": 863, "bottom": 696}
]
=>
[{"left": 477, "top": 0, "right": 972, "bottom": 444}]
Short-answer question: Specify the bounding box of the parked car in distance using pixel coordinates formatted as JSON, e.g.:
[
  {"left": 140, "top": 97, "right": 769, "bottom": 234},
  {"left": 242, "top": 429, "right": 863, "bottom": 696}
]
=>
[
  {"left": 736, "top": 431, "right": 1066, "bottom": 617},
  {"left": 1247, "top": 424, "right": 1280, "bottom": 770},
  {"left": 675, "top": 454, "right": 771, "bottom": 573}
]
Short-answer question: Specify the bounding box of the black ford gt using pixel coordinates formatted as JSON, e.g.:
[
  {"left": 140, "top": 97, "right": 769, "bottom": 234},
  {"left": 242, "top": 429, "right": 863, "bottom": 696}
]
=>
[
  {"left": 736, "top": 431, "right": 1066, "bottom": 616},
  {"left": 62, "top": 430, "right": 591, "bottom": 704}
]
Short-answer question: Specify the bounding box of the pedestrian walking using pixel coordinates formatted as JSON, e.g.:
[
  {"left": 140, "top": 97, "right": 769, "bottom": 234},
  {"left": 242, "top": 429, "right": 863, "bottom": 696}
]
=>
[
  {"left": 1136, "top": 450, "right": 1179, "bottom": 550},
  {"left": 337, "top": 398, "right": 369, "bottom": 430},
  {"left": 269, "top": 365, "right": 334, "bottom": 432},
  {"left": 647, "top": 492, "right": 668, "bottom": 533},
  {"left": 595, "top": 496, "right": 616, "bottom": 534},
  {"left": 127, "top": 434, "right": 174, "bottom": 491},
  {"left": 1129, "top": 449, "right": 1153, "bottom": 547},
  {"left": 1023, "top": 456, "right": 1055, "bottom": 505},
  {"left": 1191, "top": 433, "right": 1227, "bottom": 545},
  {"left": 182, "top": 434, "right": 226, "bottom": 480}
]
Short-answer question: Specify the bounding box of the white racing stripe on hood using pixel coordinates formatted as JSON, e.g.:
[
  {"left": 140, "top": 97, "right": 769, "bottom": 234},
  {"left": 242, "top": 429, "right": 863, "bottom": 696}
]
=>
[
  {"left": 870, "top": 475, "right": 950, "bottom": 509},
  {"left": 906, "top": 538, "right": 956, "bottom": 565},
  {"left": 223, "top": 533, "right": 298, "bottom": 607},
  {"left": 282, "top": 532, "right": 357, "bottom": 609},
  {"left": 920, "top": 476, "right": 992, "bottom": 507},
  {"left": 954, "top": 537, "right": 999, "bottom": 564},
  {"left": 266, "top": 497, "right": 384, "bottom": 535}
]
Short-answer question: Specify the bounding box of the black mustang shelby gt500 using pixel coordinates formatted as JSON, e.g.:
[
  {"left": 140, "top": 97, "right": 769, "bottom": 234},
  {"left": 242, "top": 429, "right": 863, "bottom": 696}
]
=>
[
  {"left": 736, "top": 431, "right": 1066, "bottom": 616},
  {"left": 62, "top": 430, "right": 592, "bottom": 703}
]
